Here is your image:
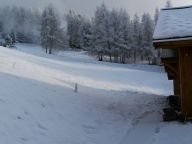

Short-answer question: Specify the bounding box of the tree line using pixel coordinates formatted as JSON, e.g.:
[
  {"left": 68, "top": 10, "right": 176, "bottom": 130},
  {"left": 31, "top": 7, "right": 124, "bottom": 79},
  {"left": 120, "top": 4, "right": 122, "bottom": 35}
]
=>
[
  {"left": 0, "top": 6, "right": 41, "bottom": 45},
  {"left": 65, "top": 4, "right": 160, "bottom": 64},
  {"left": 0, "top": 2, "right": 172, "bottom": 64}
]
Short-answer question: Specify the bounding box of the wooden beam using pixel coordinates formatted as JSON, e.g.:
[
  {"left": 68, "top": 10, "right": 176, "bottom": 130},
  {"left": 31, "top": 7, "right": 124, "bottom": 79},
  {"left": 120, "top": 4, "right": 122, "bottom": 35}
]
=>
[
  {"left": 164, "top": 63, "right": 178, "bottom": 78},
  {"left": 153, "top": 39, "right": 192, "bottom": 49},
  {"left": 161, "top": 57, "right": 177, "bottom": 63},
  {"left": 161, "top": 57, "right": 179, "bottom": 80}
]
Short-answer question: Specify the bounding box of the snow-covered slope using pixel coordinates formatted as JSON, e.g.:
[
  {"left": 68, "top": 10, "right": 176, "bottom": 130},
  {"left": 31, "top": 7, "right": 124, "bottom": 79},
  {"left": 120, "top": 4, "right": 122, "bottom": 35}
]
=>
[
  {"left": 15, "top": 43, "right": 171, "bottom": 95},
  {"left": 0, "top": 44, "right": 190, "bottom": 144}
]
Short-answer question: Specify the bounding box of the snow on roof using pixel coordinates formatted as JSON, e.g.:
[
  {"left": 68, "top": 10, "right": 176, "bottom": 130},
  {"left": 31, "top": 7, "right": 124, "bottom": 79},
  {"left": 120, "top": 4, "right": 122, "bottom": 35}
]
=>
[{"left": 153, "top": 5, "right": 192, "bottom": 42}]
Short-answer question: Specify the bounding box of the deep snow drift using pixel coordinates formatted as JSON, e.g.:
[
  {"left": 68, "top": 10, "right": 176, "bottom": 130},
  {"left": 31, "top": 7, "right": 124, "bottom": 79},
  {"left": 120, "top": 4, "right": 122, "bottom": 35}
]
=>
[{"left": 0, "top": 43, "right": 190, "bottom": 144}]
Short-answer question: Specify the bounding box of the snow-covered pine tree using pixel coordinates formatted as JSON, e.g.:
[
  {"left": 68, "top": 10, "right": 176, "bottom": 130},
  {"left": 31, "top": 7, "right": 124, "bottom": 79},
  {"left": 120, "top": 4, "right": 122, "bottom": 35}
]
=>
[
  {"left": 92, "top": 3, "right": 108, "bottom": 61},
  {"left": 66, "top": 11, "right": 73, "bottom": 48},
  {"left": 66, "top": 11, "right": 81, "bottom": 49},
  {"left": 154, "top": 8, "right": 162, "bottom": 64},
  {"left": 41, "top": 7, "right": 49, "bottom": 53},
  {"left": 0, "top": 6, "right": 41, "bottom": 44},
  {"left": 132, "top": 14, "right": 142, "bottom": 63},
  {"left": 5, "top": 34, "right": 12, "bottom": 47},
  {"left": 9, "top": 30, "right": 16, "bottom": 47},
  {"left": 79, "top": 17, "right": 92, "bottom": 50},
  {"left": 107, "top": 9, "right": 117, "bottom": 62},
  {"left": 141, "top": 13, "right": 154, "bottom": 64},
  {"left": 40, "top": 4, "right": 62, "bottom": 54},
  {"left": 118, "top": 9, "right": 131, "bottom": 63}
]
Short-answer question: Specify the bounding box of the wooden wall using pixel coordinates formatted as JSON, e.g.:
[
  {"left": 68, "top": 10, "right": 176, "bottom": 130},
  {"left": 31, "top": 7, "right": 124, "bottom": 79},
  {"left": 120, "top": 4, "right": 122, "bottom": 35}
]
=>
[
  {"left": 173, "top": 79, "right": 180, "bottom": 96},
  {"left": 179, "top": 47, "right": 192, "bottom": 117}
]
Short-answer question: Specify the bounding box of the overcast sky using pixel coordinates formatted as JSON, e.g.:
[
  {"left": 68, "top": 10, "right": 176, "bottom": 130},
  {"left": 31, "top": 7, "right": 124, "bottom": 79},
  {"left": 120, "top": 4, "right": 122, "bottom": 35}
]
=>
[{"left": 1, "top": 0, "right": 192, "bottom": 18}]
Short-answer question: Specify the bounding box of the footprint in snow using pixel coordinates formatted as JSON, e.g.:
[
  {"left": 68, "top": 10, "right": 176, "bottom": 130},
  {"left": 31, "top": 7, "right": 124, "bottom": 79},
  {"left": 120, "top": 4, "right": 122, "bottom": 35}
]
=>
[
  {"left": 41, "top": 103, "right": 46, "bottom": 108},
  {"left": 17, "top": 116, "right": 22, "bottom": 120},
  {"left": 24, "top": 111, "right": 30, "bottom": 115},
  {"left": 37, "top": 123, "right": 48, "bottom": 131},
  {"left": 154, "top": 127, "right": 160, "bottom": 134},
  {"left": 20, "top": 137, "right": 28, "bottom": 141},
  {"left": 82, "top": 124, "right": 96, "bottom": 134}
]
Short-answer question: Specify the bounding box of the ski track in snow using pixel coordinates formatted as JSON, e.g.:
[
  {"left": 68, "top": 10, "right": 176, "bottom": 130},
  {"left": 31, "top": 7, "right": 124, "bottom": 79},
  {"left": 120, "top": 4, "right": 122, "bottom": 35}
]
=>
[{"left": 0, "top": 43, "right": 190, "bottom": 144}]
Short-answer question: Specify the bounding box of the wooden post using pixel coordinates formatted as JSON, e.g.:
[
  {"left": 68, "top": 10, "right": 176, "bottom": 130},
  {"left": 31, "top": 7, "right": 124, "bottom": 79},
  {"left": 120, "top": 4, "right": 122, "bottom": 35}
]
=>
[{"left": 173, "top": 79, "right": 180, "bottom": 96}]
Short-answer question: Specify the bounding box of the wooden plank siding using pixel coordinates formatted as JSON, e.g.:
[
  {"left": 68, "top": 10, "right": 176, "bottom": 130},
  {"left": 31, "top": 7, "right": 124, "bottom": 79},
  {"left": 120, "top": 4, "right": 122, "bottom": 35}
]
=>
[
  {"left": 173, "top": 79, "right": 180, "bottom": 96},
  {"left": 179, "top": 47, "right": 192, "bottom": 117}
]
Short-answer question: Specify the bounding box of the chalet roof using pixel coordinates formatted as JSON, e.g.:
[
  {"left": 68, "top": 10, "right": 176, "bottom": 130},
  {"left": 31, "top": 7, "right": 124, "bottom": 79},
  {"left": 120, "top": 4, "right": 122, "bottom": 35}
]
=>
[{"left": 153, "top": 5, "right": 192, "bottom": 42}]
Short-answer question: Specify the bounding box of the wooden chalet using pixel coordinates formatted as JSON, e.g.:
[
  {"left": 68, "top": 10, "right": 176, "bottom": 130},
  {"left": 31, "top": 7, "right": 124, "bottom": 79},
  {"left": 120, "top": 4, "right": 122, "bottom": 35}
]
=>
[{"left": 153, "top": 6, "right": 192, "bottom": 119}]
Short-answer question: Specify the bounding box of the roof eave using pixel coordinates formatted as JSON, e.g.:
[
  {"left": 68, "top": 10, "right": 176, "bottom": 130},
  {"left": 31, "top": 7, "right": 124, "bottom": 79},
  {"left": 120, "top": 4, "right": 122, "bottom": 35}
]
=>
[{"left": 153, "top": 37, "right": 192, "bottom": 49}]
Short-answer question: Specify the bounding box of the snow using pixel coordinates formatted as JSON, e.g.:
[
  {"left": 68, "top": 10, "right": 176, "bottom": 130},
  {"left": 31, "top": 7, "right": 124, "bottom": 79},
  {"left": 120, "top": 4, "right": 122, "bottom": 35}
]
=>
[
  {"left": 0, "top": 43, "right": 190, "bottom": 144},
  {"left": 153, "top": 6, "right": 192, "bottom": 41}
]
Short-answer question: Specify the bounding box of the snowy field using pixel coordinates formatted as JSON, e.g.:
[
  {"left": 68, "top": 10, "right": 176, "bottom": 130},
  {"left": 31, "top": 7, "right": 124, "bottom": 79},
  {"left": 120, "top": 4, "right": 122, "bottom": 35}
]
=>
[{"left": 0, "top": 43, "right": 190, "bottom": 144}]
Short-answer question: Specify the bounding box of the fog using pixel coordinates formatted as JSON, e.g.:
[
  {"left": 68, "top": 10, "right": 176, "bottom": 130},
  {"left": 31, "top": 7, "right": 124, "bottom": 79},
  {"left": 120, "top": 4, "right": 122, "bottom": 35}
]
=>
[{"left": 0, "top": 0, "right": 191, "bottom": 17}]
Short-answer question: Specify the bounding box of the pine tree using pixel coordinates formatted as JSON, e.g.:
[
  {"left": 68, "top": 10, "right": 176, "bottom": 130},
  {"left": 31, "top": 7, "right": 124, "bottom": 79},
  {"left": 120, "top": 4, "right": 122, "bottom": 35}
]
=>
[
  {"left": 66, "top": 11, "right": 82, "bottom": 49},
  {"left": 10, "top": 30, "right": 16, "bottom": 47},
  {"left": 118, "top": 9, "right": 131, "bottom": 63},
  {"left": 107, "top": 9, "right": 117, "bottom": 62},
  {"left": 154, "top": 8, "right": 161, "bottom": 64},
  {"left": 92, "top": 3, "right": 108, "bottom": 61},
  {"left": 141, "top": 13, "right": 154, "bottom": 64},
  {"left": 40, "top": 4, "right": 62, "bottom": 54},
  {"left": 41, "top": 7, "right": 49, "bottom": 53},
  {"left": 5, "top": 34, "right": 12, "bottom": 47},
  {"left": 0, "top": 6, "right": 41, "bottom": 44},
  {"left": 79, "top": 17, "right": 92, "bottom": 50},
  {"left": 132, "top": 14, "right": 142, "bottom": 63}
]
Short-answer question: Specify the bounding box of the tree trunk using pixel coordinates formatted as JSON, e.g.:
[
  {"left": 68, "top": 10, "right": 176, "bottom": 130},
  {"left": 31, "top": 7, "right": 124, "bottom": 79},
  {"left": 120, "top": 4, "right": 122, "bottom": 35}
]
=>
[
  {"left": 148, "top": 57, "right": 151, "bottom": 65},
  {"left": 133, "top": 51, "right": 137, "bottom": 64},
  {"left": 114, "top": 55, "right": 118, "bottom": 63},
  {"left": 99, "top": 54, "right": 103, "bottom": 61},
  {"left": 49, "top": 48, "right": 52, "bottom": 54},
  {"left": 109, "top": 54, "right": 112, "bottom": 62},
  {"left": 122, "top": 53, "right": 125, "bottom": 64}
]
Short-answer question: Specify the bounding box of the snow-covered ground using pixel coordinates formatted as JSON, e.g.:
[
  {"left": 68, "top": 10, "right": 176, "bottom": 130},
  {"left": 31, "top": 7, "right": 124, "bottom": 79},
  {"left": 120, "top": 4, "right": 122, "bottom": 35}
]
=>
[{"left": 0, "top": 43, "right": 190, "bottom": 144}]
